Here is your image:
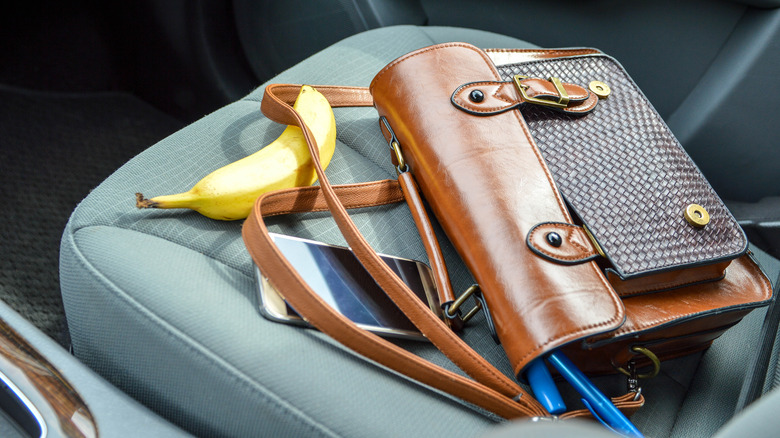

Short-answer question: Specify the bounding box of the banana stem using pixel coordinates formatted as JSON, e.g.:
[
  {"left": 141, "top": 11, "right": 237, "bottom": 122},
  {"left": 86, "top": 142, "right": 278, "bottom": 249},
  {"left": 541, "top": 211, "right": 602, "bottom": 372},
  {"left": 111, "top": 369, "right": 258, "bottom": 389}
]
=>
[
  {"left": 135, "top": 193, "right": 157, "bottom": 208},
  {"left": 135, "top": 192, "right": 198, "bottom": 210}
]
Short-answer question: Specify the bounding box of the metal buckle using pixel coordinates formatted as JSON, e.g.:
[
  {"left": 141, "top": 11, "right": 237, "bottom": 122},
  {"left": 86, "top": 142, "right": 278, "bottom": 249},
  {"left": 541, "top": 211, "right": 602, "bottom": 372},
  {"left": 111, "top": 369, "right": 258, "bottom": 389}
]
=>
[
  {"left": 444, "top": 284, "right": 482, "bottom": 323},
  {"left": 616, "top": 346, "right": 660, "bottom": 380},
  {"left": 513, "top": 75, "right": 570, "bottom": 109},
  {"left": 390, "top": 141, "right": 408, "bottom": 174},
  {"left": 380, "top": 116, "right": 409, "bottom": 174}
]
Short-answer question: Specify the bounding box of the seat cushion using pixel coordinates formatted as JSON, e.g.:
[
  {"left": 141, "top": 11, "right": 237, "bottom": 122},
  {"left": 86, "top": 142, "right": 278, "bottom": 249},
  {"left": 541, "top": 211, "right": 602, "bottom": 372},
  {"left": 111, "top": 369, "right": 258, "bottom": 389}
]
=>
[
  {"left": 59, "top": 23, "right": 780, "bottom": 438},
  {"left": 60, "top": 25, "right": 538, "bottom": 438}
]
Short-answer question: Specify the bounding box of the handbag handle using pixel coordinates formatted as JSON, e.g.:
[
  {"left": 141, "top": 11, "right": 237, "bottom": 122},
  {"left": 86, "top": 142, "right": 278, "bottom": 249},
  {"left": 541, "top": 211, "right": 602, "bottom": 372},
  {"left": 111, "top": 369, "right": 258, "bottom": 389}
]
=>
[{"left": 242, "top": 83, "right": 644, "bottom": 419}]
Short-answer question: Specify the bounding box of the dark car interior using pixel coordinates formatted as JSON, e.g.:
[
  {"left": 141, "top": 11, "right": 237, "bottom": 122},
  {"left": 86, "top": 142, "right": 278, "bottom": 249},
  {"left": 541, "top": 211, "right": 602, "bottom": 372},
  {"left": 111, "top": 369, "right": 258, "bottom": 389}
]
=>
[{"left": 2, "top": 0, "right": 780, "bottom": 436}]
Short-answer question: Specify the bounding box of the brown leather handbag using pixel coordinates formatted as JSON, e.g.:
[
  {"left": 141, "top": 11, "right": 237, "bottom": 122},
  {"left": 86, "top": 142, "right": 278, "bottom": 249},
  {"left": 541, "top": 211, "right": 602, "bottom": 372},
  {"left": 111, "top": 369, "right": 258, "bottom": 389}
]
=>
[{"left": 242, "top": 43, "right": 773, "bottom": 419}]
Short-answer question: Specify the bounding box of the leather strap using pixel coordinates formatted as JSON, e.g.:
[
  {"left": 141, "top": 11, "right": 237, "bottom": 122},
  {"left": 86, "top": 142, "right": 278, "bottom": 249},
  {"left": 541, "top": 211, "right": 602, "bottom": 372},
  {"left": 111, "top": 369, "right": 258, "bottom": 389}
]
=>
[
  {"left": 250, "top": 83, "right": 545, "bottom": 418},
  {"left": 244, "top": 82, "right": 644, "bottom": 419},
  {"left": 397, "top": 171, "right": 462, "bottom": 329}
]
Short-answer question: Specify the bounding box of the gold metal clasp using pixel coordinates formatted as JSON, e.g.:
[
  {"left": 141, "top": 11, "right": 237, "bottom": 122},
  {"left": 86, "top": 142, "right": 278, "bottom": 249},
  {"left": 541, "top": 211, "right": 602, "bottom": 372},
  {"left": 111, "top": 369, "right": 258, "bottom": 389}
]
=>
[
  {"left": 513, "top": 75, "right": 570, "bottom": 109},
  {"left": 445, "top": 284, "right": 482, "bottom": 323}
]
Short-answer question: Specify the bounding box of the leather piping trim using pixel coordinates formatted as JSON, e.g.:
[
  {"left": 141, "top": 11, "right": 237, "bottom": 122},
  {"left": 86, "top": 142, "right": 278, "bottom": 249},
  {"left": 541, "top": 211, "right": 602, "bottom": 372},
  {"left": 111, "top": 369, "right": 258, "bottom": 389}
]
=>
[
  {"left": 484, "top": 48, "right": 604, "bottom": 66},
  {"left": 623, "top": 321, "right": 742, "bottom": 351}
]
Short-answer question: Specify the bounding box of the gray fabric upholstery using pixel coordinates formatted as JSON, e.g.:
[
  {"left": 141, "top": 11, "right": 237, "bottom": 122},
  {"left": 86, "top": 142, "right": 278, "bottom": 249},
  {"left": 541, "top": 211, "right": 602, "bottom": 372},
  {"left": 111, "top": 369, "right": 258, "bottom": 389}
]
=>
[
  {"left": 714, "top": 387, "right": 780, "bottom": 438},
  {"left": 478, "top": 419, "right": 614, "bottom": 438},
  {"left": 59, "top": 24, "right": 780, "bottom": 438},
  {"left": 478, "top": 386, "right": 780, "bottom": 438}
]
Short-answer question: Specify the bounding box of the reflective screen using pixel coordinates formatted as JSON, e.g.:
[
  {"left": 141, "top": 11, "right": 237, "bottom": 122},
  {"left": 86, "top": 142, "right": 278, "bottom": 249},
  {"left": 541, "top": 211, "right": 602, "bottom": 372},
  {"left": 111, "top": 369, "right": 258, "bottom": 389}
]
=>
[{"left": 272, "top": 235, "right": 430, "bottom": 332}]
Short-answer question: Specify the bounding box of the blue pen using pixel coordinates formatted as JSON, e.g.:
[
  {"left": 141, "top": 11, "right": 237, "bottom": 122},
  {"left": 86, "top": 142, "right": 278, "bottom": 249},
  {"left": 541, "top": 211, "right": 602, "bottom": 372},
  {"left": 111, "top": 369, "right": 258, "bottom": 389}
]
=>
[
  {"left": 546, "top": 350, "right": 644, "bottom": 438},
  {"left": 525, "top": 358, "right": 567, "bottom": 415}
]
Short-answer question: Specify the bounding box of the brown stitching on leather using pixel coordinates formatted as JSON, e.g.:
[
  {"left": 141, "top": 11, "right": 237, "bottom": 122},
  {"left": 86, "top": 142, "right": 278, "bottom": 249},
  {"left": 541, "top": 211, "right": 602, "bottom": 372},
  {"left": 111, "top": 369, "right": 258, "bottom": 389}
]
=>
[
  {"left": 311, "top": 85, "right": 374, "bottom": 107},
  {"left": 263, "top": 199, "right": 400, "bottom": 217},
  {"left": 560, "top": 393, "right": 644, "bottom": 420},
  {"left": 562, "top": 95, "right": 598, "bottom": 114},
  {"left": 568, "top": 229, "right": 590, "bottom": 254},
  {"left": 489, "top": 86, "right": 514, "bottom": 103}
]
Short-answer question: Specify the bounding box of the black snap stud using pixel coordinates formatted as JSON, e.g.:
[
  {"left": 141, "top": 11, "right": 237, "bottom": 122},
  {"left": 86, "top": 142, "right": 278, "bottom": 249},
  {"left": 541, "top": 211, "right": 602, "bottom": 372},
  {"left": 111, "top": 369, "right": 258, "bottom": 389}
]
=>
[
  {"left": 546, "top": 232, "right": 563, "bottom": 247},
  {"left": 469, "top": 89, "right": 485, "bottom": 103}
]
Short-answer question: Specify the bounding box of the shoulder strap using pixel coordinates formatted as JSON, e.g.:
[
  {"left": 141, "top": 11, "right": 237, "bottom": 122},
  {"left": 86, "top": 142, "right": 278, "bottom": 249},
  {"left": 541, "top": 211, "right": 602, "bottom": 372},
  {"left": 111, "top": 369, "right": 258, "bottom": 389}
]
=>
[
  {"left": 243, "top": 83, "right": 643, "bottom": 419},
  {"left": 247, "top": 83, "right": 545, "bottom": 418}
]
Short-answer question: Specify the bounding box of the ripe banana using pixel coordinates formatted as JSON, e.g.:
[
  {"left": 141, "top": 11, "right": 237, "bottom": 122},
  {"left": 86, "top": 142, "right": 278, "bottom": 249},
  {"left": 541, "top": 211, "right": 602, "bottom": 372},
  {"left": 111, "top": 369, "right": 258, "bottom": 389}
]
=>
[{"left": 136, "top": 85, "right": 336, "bottom": 220}]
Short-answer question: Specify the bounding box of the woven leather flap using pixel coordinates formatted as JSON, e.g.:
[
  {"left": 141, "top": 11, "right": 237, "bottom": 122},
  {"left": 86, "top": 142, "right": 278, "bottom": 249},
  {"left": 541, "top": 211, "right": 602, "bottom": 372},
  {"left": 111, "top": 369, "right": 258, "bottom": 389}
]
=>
[{"left": 495, "top": 55, "right": 747, "bottom": 279}]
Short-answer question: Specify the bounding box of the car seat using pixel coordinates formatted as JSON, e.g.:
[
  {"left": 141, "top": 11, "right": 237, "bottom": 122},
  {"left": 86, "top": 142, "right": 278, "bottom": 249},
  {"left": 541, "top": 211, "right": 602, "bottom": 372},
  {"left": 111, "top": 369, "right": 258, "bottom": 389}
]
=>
[{"left": 59, "top": 25, "right": 780, "bottom": 437}]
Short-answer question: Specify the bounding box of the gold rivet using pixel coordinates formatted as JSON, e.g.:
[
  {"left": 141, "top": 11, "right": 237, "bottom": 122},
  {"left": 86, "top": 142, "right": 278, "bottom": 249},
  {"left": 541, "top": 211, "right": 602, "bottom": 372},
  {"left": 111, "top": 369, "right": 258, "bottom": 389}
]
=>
[
  {"left": 589, "top": 81, "right": 611, "bottom": 99},
  {"left": 684, "top": 204, "right": 710, "bottom": 228}
]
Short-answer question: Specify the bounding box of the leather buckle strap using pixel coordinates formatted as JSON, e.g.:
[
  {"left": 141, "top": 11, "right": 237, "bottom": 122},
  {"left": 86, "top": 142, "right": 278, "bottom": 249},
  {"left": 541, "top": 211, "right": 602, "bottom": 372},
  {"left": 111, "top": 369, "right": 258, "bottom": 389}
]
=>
[{"left": 451, "top": 77, "right": 598, "bottom": 116}]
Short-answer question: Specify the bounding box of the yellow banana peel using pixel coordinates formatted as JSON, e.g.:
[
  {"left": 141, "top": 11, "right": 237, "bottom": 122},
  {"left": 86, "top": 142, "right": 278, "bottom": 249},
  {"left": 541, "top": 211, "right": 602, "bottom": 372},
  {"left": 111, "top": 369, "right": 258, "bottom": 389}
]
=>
[{"left": 136, "top": 85, "right": 336, "bottom": 220}]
